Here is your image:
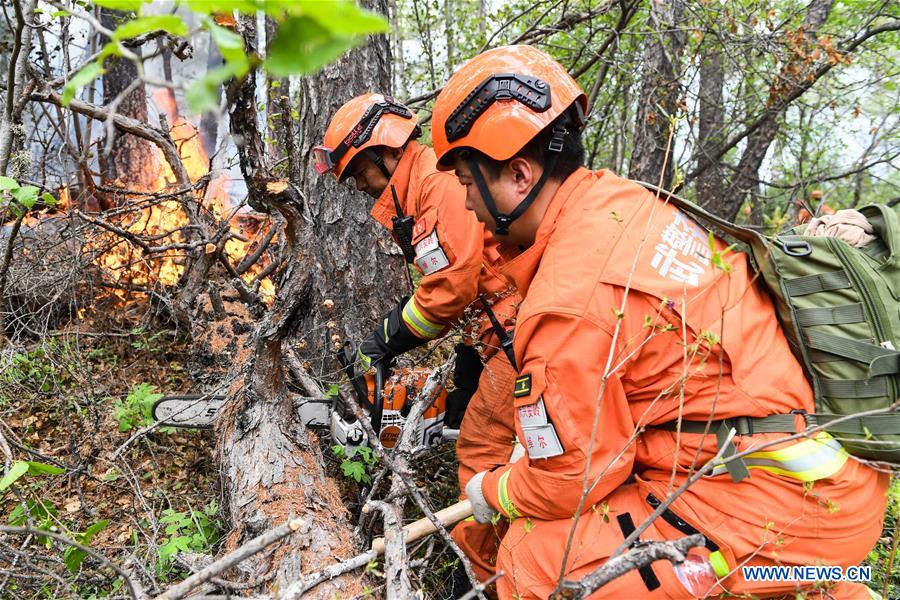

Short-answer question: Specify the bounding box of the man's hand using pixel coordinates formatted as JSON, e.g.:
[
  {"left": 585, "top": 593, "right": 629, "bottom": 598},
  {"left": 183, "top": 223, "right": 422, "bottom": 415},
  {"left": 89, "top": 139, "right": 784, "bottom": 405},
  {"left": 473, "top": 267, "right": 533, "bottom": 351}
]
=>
[
  {"left": 465, "top": 471, "right": 499, "bottom": 524},
  {"left": 358, "top": 297, "right": 427, "bottom": 371}
]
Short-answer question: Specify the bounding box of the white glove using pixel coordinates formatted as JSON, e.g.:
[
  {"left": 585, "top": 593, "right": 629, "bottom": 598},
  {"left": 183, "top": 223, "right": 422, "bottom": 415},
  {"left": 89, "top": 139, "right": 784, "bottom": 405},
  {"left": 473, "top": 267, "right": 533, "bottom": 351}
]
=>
[{"left": 465, "top": 471, "right": 498, "bottom": 524}]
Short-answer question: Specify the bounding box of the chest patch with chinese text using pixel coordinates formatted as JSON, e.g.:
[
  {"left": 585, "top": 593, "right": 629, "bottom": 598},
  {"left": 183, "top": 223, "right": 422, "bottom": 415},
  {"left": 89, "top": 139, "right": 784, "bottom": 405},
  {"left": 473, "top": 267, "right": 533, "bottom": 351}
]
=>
[
  {"left": 517, "top": 396, "right": 564, "bottom": 459},
  {"left": 414, "top": 230, "right": 450, "bottom": 275}
]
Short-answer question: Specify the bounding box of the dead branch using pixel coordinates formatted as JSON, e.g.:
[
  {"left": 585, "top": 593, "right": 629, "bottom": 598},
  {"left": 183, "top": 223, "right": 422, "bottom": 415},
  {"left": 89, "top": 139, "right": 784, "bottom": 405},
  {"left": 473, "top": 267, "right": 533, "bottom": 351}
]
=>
[
  {"left": 155, "top": 518, "right": 307, "bottom": 600},
  {"left": 551, "top": 534, "right": 705, "bottom": 599},
  {"left": 0, "top": 526, "right": 144, "bottom": 599}
]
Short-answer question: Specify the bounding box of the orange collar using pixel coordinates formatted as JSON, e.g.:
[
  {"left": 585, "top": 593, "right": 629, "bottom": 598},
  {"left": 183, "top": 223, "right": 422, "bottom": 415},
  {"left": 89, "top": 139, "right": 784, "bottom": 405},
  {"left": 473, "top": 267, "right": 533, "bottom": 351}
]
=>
[
  {"left": 369, "top": 140, "right": 425, "bottom": 230},
  {"left": 499, "top": 167, "right": 595, "bottom": 296}
]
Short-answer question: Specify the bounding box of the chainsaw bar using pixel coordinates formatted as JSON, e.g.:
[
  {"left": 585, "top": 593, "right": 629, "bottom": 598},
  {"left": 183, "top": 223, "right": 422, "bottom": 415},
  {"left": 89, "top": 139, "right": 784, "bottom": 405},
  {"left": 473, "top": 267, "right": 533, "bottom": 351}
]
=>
[
  {"left": 152, "top": 395, "right": 225, "bottom": 428},
  {"left": 152, "top": 394, "right": 332, "bottom": 428}
]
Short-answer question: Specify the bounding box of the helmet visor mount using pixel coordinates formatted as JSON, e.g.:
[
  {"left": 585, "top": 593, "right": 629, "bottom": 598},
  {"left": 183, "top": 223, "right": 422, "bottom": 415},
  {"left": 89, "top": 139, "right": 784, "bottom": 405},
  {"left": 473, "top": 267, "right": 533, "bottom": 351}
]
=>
[
  {"left": 314, "top": 97, "right": 414, "bottom": 177},
  {"left": 312, "top": 145, "right": 335, "bottom": 174}
]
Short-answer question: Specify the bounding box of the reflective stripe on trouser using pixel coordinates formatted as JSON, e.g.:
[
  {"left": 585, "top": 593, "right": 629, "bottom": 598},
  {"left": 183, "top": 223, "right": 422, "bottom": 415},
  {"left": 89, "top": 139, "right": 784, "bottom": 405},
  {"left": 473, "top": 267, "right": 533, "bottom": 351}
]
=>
[
  {"left": 402, "top": 298, "right": 443, "bottom": 339},
  {"left": 707, "top": 432, "right": 848, "bottom": 481},
  {"left": 453, "top": 351, "right": 517, "bottom": 582}
]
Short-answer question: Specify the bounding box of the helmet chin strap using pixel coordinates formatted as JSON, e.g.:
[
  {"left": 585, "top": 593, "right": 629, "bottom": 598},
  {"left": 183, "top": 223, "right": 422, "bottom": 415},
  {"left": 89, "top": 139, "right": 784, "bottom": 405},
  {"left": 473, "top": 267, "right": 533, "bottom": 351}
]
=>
[
  {"left": 365, "top": 148, "right": 393, "bottom": 180},
  {"left": 466, "top": 124, "right": 567, "bottom": 236}
]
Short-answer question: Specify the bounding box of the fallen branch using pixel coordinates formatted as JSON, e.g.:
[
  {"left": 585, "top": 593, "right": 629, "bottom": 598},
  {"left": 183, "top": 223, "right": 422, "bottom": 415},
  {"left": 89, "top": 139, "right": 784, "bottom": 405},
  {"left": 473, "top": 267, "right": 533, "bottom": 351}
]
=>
[
  {"left": 154, "top": 517, "right": 307, "bottom": 600},
  {"left": 551, "top": 534, "right": 705, "bottom": 599},
  {"left": 0, "top": 526, "right": 144, "bottom": 600}
]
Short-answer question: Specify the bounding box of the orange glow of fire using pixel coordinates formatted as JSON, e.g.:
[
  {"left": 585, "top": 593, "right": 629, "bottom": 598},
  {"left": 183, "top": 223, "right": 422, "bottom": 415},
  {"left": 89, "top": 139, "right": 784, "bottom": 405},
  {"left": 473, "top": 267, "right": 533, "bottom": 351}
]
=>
[{"left": 90, "top": 89, "right": 275, "bottom": 303}]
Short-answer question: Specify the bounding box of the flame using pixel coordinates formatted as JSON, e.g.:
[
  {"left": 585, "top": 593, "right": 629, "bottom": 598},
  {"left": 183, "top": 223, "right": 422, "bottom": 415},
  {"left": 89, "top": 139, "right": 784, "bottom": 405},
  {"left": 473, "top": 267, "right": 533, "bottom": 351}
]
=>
[{"left": 87, "top": 89, "right": 275, "bottom": 304}]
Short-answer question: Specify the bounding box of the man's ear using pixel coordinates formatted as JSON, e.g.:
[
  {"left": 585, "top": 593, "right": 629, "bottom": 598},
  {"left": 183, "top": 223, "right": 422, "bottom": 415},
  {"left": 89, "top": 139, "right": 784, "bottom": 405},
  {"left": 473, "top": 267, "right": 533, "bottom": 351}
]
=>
[
  {"left": 385, "top": 146, "right": 405, "bottom": 162},
  {"left": 507, "top": 157, "right": 535, "bottom": 193}
]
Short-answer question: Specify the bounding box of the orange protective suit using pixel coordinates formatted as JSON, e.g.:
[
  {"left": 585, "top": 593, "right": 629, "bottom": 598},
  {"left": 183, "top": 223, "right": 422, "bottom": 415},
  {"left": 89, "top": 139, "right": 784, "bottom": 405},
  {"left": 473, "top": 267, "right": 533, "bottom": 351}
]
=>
[
  {"left": 370, "top": 140, "right": 520, "bottom": 581},
  {"left": 369, "top": 140, "right": 516, "bottom": 344},
  {"left": 476, "top": 168, "right": 888, "bottom": 599}
]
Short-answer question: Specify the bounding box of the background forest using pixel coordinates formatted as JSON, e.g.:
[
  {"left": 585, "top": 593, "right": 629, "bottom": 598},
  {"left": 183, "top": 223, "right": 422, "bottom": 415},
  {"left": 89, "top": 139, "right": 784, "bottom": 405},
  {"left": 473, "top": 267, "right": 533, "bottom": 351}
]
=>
[{"left": 0, "top": 0, "right": 897, "bottom": 598}]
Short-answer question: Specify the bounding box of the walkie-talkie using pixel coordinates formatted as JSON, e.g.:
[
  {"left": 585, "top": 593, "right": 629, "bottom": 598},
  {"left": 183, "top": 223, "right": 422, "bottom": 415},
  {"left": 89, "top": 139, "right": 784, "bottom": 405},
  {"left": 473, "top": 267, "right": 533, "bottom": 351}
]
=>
[{"left": 391, "top": 185, "right": 416, "bottom": 264}]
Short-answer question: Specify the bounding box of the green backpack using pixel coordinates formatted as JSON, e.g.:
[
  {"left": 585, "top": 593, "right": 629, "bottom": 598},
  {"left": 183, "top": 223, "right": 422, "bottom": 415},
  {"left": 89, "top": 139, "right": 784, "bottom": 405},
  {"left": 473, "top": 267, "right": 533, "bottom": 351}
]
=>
[{"left": 649, "top": 186, "right": 900, "bottom": 464}]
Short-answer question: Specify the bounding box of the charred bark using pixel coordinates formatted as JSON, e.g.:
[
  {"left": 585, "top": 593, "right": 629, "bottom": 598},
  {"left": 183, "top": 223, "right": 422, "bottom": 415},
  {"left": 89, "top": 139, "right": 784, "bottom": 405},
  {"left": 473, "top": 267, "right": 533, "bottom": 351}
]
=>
[
  {"left": 293, "top": 0, "right": 407, "bottom": 372},
  {"left": 97, "top": 8, "right": 156, "bottom": 192},
  {"left": 628, "top": 0, "right": 686, "bottom": 188}
]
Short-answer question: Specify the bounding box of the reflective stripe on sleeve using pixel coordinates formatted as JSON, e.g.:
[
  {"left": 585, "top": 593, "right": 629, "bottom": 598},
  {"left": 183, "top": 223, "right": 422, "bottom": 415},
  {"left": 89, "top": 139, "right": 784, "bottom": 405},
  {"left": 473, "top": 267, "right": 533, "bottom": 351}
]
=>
[
  {"left": 709, "top": 432, "right": 848, "bottom": 482},
  {"left": 402, "top": 298, "right": 444, "bottom": 339},
  {"left": 497, "top": 470, "right": 522, "bottom": 519}
]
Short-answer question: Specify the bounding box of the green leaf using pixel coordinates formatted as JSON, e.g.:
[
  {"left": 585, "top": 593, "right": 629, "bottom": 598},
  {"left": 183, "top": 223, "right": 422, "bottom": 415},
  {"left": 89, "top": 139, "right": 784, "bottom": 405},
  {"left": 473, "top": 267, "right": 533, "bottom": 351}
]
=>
[
  {"left": 186, "top": 62, "right": 243, "bottom": 114},
  {"left": 340, "top": 459, "right": 367, "bottom": 483},
  {"left": 0, "top": 462, "right": 30, "bottom": 493},
  {"left": 204, "top": 18, "right": 246, "bottom": 65},
  {"left": 265, "top": 16, "right": 356, "bottom": 77},
  {"left": 41, "top": 192, "right": 57, "bottom": 206},
  {"left": 81, "top": 519, "right": 109, "bottom": 544},
  {"left": 51, "top": 10, "right": 70, "bottom": 17},
  {"left": 64, "top": 547, "right": 87, "bottom": 574},
  {"left": 0, "top": 176, "right": 19, "bottom": 191},
  {"left": 92, "top": 0, "right": 144, "bottom": 11},
  {"left": 112, "top": 15, "right": 188, "bottom": 41},
  {"left": 25, "top": 461, "right": 65, "bottom": 476},
  {"left": 186, "top": 0, "right": 261, "bottom": 15},
  {"left": 97, "top": 41, "right": 123, "bottom": 64},
  {"left": 300, "top": 1, "right": 389, "bottom": 36},
  {"left": 11, "top": 185, "right": 39, "bottom": 210},
  {"left": 61, "top": 62, "right": 104, "bottom": 106}
]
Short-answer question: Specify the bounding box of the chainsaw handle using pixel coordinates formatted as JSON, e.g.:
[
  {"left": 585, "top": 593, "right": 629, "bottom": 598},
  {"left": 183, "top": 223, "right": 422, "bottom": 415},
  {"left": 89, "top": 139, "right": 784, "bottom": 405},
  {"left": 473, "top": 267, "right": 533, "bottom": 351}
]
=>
[
  {"left": 371, "top": 500, "right": 473, "bottom": 555},
  {"left": 371, "top": 361, "right": 386, "bottom": 435},
  {"left": 337, "top": 342, "right": 373, "bottom": 411}
]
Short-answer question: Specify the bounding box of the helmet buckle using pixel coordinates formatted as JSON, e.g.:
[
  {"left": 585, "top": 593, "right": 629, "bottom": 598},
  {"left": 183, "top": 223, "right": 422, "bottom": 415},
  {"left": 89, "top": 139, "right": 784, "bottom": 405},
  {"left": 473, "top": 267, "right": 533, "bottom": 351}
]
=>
[
  {"left": 494, "top": 215, "right": 513, "bottom": 236},
  {"left": 548, "top": 125, "right": 567, "bottom": 153}
]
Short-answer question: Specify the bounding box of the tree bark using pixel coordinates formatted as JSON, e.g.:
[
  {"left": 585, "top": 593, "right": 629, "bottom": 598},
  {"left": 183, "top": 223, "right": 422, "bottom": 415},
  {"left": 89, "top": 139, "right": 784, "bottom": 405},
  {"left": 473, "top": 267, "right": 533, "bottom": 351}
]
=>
[
  {"left": 628, "top": 0, "right": 686, "bottom": 189},
  {"left": 0, "top": 0, "right": 37, "bottom": 178},
  {"left": 214, "top": 5, "right": 403, "bottom": 591},
  {"left": 693, "top": 44, "right": 727, "bottom": 211},
  {"left": 293, "top": 0, "right": 407, "bottom": 373},
  {"left": 98, "top": 8, "right": 156, "bottom": 191},
  {"left": 703, "top": 0, "right": 834, "bottom": 220}
]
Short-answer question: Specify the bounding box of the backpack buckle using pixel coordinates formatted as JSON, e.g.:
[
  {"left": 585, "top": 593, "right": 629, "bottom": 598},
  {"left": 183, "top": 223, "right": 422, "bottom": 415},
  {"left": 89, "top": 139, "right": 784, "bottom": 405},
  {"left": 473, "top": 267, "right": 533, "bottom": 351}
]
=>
[{"left": 776, "top": 236, "right": 812, "bottom": 257}]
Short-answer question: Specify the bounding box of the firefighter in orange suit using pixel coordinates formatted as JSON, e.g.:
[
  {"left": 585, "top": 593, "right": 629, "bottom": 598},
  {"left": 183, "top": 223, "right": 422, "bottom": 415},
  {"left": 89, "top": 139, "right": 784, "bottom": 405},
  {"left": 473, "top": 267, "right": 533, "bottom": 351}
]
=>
[
  {"left": 314, "top": 94, "right": 520, "bottom": 581},
  {"left": 431, "top": 46, "right": 888, "bottom": 599}
]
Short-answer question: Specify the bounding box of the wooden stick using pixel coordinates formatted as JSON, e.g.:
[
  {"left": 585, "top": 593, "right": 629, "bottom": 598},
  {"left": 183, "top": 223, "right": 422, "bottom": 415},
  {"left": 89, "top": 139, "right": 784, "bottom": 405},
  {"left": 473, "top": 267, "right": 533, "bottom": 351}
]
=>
[{"left": 371, "top": 500, "right": 472, "bottom": 555}]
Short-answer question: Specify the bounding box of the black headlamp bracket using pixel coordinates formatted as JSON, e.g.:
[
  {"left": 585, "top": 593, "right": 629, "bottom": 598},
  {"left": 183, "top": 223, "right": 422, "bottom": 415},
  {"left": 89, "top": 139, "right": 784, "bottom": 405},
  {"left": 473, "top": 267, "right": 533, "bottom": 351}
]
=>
[
  {"left": 445, "top": 73, "right": 552, "bottom": 143},
  {"left": 329, "top": 97, "right": 413, "bottom": 169}
]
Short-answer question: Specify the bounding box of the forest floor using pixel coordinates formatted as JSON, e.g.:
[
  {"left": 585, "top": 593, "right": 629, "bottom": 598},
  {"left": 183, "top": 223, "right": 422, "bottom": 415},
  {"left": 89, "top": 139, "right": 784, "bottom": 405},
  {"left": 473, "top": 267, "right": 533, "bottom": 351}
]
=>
[{"left": 0, "top": 297, "right": 467, "bottom": 598}]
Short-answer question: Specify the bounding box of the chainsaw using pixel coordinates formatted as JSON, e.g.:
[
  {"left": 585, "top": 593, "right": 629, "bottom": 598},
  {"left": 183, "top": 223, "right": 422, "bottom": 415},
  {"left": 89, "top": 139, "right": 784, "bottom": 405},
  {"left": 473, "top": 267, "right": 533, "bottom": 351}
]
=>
[{"left": 151, "top": 343, "right": 453, "bottom": 451}]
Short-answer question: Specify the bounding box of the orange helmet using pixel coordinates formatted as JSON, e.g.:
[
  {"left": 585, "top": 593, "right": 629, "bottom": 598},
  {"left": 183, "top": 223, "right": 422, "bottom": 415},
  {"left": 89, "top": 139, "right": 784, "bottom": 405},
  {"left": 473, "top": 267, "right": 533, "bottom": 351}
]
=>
[
  {"left": 432, "top": 45, "right": 587, "bottom": 169},
  {"left": 313, "top": 93, "right": 420, "bottom": 180}
]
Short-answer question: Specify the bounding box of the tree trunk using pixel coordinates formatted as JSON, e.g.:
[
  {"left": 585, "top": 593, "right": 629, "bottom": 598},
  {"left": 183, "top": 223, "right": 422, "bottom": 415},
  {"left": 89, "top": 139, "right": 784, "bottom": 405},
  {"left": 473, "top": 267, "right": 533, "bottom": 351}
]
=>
[
  {"left": 199, "top": 33, "right": 223, "bottom": 158},
  {"left": 98, "top": 8, "right": 156, "bottom": 191},
  {"left": 628, "top": 0, "right": 686, "bottom": 188},
  {"left": 708, "top": 0, "right": 834, "bottom": 220},
  {"left": 293, "top": 0, "right": 407, "bottom": 373},
  {"left": 215, "top": 4, "right": 404, "bottom": 592},
  {"left": 0, "top": 0, "right": 37, "bottom": 178},
  {"left": 693, "top": 45, "right": 727, "bottom": 212}
]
